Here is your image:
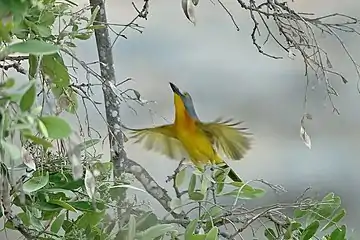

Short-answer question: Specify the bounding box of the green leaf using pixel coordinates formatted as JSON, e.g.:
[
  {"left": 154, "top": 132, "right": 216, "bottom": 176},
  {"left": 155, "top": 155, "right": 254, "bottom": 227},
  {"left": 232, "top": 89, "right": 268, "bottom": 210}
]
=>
[
  {"left": 4, "top": 221, "right": 15, "bottom": 230},
  {"left": 94, "top": 161, "right": 112, "bottom": 173},
  {"left": 264, "top": 228, "right": 277, "bottom": 240},
  {"left": 200, "top": 176, "right": 209, "bottom": 195},
  {"left": 188, "top": 174, "right": 196, "bottom": 194},
  {"left": 39, "top": 116, "right": 72, "bottom": 139},
  {"left": 28, "top": 54, "right": 38, "bottom": 79},
  {"left": 135, "top": 212, "right": 158, "bottom": 232},
  {"left": 301, "top": 221, "right": 320, "bottom": 240},
  {"left": 185, "top": 219, "right": 198, "bottom": 239},
  {"left": 7, "top": 40, "right": 59, "bottom": 55},
  {"left": 40, "top": 11, "right": 56, "bottom": 26},
  {"left": 22, "top": 172, "right": 49, "bottom": 193},
  {"left": 41, "top": 54, "right": 70, "bottom": 87},
  {"left": 44, "top": 188, "right": 75, "bottom": 198},
  {"left": 0, "top": 78, "right": 15, "bottom": 88},
  {"left": 185, "top": 235, "right": 206, "bottom": 240},
  {"left": 34, "top": 25, "right": 51, "bottom": 37},
  {"left": 322, "top": 208, "right": 346, "bottom": 232},
  {"left": 48, "top": 199, "right": 77, "bottom": 212},
  {"left": 73, "top": 139, "right": 100, "bottom": 152},
  {"left": 51, "top": 212, "right": 65, "bottom": 233},
  {"left": 17, "top": 212, "right": 30, "bottom": 226},
  {"left": 24, "top": 19, "right": 52, "bottom": 38},
  {"left": 1, "top": 140, "right": 21, "bottom": 160},
  {"left": 189, "top": 191, "right": 205, "bottom": 201},
  {"left": 74, "top": 33, "right": 92, "bottom": 40},
  {"left": 311, "top": 193, "right": 341, "bottom": 221},
  {"left": 68, "top": 201, "right": 105, "bottom": 212},
  {"left": 205, "top": 227, "right": 218, "bottom": 240},
  {"left": 62, "top": 219, "right": 73, "bottom": 232},
  {"left": 285, "top": 222, "right": 302, "bottom": 239},
  {"left": 137, "top": 224, "right": 175, "bottom": 240},
  {"left": 216, "top": 181, "right": 224, "bottom": 194},
  {"left": 294, "top": 209, "right": 308, "bottom": 219},
  {"left": 51, "top": 85, "right": 63, "bottom": 99},
  {"left": 0, "top": 19, "right": 12, "bottom": 43},
  {"left": 329, "top": 225, "right": 346, "bottom": 240},
  {"left": 76, "top": 210, "right": 105, "bottom": 229},
  {"left": 37, "top": 119, "right": 49, "bottom": 138},
  {"left": 202, "top": 206, "right": 222, "bottom": 220},
  {"left": 59, "top": 179, "right": 84, "bottom": 190},
  {"left": 127, "top": 214, "right": 136, "bottom": 240},
  {"left": 214, "top": 168, "right": 229, "bottom": 194},
  {"left": 175, "top": 168, "right": 186, "bottom": 187},
  {"left": 87, "top": 5, "right": 99, "bottom": 28},
  {"left": 35, "top": 201, "right": 62, "bottom": 211},
  {"left": 221, "top": 183, "right": 265, "bottom": 200},
  {"left": 20, "top": 83, "right": 36, "bottom": 111},
  {"left": 23, "top": 133, "right": 53, "bottom": 149},
  {"left": 12, "top": 21, "right": 29, "bottom": 40},
  {"left": 44, "top": 211, "right": 62, "bottom": 222},
  {"left": 28, "top": 210, "right": 44, "bottom": 230},
  {"left": 48, "top": 172, "right": 84, "bottom": 190},
  {"left": 72, "top": 24, "right": 79, "bottom": 32},
  {"left": 86, "top": 25, "right": 105, "bottom": 30}
]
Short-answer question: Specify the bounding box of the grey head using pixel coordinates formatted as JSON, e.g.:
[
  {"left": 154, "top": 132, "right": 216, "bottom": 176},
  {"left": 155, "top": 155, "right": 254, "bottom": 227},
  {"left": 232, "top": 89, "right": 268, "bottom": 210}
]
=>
[{"left": 169, "top": 82, "right": 200, "bottom": 120}]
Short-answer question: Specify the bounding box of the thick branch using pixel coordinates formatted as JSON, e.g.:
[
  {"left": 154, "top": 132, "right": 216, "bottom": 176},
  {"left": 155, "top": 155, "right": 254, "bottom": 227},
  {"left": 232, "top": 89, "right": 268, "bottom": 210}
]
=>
[
  {"left": 89, "top": 0, "right": 130, "bottom": 229},
  {"left": 89, "top": 0, "right": 125, "bottom": 177},
  {"left": 88, "top": 0, "right": 188, "bottom": 225}
]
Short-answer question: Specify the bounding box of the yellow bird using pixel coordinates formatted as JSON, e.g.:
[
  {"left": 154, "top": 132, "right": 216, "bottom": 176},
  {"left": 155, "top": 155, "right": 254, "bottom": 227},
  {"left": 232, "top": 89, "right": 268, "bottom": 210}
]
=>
[{"left": 127, "top": 82, "right": 251, "bottom": 182}]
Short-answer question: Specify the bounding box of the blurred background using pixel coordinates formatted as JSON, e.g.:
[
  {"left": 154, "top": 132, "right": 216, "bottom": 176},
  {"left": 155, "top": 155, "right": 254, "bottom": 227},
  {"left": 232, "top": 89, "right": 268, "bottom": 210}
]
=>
[
  {"left": 4, "top": 0, "right": 360, "bottom": 238},
  {"left": 87, "top": 0, "right": 360, "bottom": 236},
  {"left": 103, "top": 0, "right": 360, "bottom": 234}
]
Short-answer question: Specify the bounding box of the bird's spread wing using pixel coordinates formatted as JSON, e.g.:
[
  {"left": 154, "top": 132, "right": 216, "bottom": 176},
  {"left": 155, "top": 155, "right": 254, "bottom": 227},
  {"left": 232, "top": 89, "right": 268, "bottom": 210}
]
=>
[
  {"left": 197, "top": 118, "right": 251, "bottom": 160},
  {"left": 126, "top": 124, "right": 188, "bottom": 161}
]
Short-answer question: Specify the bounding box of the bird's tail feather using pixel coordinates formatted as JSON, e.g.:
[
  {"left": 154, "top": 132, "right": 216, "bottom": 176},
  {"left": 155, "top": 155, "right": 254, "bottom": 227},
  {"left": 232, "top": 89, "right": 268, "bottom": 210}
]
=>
[
  {"left": 219, "top": 164, "right": 242, "bottom": 182},
  {"left": 214, "top": 155, "right": 242, "bottom": 182}
]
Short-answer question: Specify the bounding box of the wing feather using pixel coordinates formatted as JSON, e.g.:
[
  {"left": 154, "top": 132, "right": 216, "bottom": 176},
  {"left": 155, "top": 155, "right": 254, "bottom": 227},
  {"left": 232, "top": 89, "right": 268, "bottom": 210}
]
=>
[
  {"left": 197, "top": 118, "right": 252, "bottom": 160},
  {"left": 127, "top": 124, "right": 188, "bottom": 161}
]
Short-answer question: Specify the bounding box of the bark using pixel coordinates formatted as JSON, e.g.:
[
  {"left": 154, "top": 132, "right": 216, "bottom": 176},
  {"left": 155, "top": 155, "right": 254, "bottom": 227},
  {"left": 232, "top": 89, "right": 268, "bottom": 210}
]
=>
[{"left": 88, "top": 0, "right": 186, "bottom": 220}]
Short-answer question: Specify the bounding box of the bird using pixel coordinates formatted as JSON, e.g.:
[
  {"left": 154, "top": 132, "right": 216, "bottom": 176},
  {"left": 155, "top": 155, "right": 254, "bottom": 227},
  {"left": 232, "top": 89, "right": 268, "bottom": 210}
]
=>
[{"left": 126, "top": 82, "right": 251, "bottom": 182}]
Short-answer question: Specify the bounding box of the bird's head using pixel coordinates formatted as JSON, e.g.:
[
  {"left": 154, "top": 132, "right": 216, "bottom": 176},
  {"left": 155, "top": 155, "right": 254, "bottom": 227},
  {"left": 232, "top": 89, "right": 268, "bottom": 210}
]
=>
[{"left": 169, "top": 82, "right": 199, "bottom": 120}]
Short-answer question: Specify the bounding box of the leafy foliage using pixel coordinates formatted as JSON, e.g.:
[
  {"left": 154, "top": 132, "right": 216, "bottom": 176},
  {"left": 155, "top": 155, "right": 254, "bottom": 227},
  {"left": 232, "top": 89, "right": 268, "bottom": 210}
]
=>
[{"left": 0, "top": 0, "right": 353, "bottom": 240}]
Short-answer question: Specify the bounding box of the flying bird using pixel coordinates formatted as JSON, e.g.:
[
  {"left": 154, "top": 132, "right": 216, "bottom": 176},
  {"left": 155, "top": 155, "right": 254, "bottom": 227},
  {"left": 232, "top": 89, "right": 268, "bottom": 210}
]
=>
[{"left": 126, "top": 82, "right": 251, "bottom": 182}]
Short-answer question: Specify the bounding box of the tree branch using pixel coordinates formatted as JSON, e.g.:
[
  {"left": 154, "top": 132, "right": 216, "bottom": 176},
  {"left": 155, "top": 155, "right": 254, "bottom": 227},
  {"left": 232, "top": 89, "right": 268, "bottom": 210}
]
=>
[
  {"left": 88, "top": 0, "right": 188, "bottom": 226},
  {"left": 114, "top": 153, "right": 188, "bottom": 220},
  {"left": 0, "top": 165, "right": 36, "bottom": 239},
  {"left": 207, "top": 0, "right": 360, "bottom": 115}
]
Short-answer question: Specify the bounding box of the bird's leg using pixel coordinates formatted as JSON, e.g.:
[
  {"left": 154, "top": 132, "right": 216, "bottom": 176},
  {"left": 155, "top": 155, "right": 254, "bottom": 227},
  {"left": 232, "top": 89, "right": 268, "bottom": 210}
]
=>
[
  {"left": 209, "top": 163, "right": 218, "bottom": 204},
  {"left": 209, "top": 162, "right": 217, "bottom": 174}
]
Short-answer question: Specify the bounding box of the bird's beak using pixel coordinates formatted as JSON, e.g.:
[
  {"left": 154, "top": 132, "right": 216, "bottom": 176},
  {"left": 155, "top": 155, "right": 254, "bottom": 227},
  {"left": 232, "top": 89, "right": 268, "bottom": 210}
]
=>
[{"left": 169, "top": 82, "right": 183, "bottom": 96}]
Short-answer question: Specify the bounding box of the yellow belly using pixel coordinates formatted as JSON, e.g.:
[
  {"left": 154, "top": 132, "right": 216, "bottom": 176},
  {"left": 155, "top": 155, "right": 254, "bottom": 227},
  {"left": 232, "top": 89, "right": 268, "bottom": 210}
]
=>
[{"left": 176, "top": 128, "right": 217, "bottom": 166}]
